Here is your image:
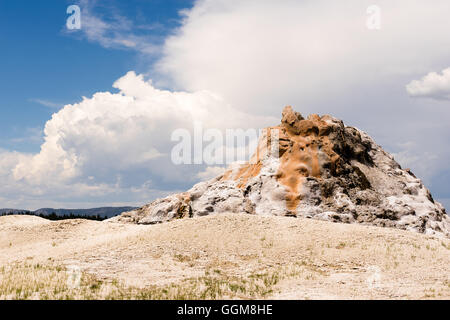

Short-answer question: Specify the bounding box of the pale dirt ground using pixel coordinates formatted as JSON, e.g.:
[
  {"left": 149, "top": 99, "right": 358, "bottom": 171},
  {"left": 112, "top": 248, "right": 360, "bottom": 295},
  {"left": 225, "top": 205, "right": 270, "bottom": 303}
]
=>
[{"left": 0, "top": 213, "right": 449, "bottom": 299}]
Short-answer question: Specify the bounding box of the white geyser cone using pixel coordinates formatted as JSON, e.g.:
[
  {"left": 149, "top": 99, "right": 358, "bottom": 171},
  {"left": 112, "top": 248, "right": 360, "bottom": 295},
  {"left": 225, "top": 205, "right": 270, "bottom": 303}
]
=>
[{"left": 111, "top": 106, "right": 450, "bottom": 238}]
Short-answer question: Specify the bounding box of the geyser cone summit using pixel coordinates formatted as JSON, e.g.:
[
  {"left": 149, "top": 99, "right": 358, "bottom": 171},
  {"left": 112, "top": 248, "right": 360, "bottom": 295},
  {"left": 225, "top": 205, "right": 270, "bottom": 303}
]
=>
[{"left": 113, "top": 106, "right": 450, "bottom": 237}]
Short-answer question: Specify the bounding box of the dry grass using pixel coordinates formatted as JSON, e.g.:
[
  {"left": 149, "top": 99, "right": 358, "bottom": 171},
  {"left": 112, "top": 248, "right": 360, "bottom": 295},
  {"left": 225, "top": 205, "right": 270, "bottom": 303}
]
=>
[{"left": 0, "top": 261, "right": 324, "bottom": 300}]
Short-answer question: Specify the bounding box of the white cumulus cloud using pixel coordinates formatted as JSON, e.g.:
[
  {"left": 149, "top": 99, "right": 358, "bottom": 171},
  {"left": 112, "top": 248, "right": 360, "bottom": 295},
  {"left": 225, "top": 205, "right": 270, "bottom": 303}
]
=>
[
  {"left": 406, "top": 68, "right": 450, "bottom": 100},
  {"left": 1, "top": 72, "right": 275, "bottom": 209}
]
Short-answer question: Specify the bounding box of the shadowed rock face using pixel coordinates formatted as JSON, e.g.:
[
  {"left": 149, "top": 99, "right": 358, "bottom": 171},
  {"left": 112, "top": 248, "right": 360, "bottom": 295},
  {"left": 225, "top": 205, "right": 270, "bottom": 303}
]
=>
[{"left": 112, "top": 106, "right": 450, "bottom": 237}]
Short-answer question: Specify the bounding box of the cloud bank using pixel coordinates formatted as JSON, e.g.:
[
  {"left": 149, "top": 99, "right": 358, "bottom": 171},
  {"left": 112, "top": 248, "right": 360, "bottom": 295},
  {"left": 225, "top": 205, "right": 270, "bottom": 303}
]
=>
[
  {"left": 156, "top": 0, "right": 450, "bottom": 115},
  {"left": 0, "top": 72, "right": 274, "bottom": 209}
]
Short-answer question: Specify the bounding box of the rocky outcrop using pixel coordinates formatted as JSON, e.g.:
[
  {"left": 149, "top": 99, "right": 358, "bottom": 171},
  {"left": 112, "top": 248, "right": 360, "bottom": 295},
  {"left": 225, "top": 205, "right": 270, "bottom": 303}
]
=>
[{"left": 112, "top": 106, "right": 450, "bottom": 237}]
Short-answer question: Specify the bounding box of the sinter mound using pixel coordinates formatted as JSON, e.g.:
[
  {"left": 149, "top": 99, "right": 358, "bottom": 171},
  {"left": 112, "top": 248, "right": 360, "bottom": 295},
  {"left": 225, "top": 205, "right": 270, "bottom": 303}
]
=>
[{"left": 112, "top": 106, "right": 450, "bottom": 237}]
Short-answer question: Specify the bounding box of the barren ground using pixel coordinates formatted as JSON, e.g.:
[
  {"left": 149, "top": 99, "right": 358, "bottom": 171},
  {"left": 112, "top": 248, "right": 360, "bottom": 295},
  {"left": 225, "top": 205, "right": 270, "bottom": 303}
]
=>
[{"left": 0, "top": 213, "right": 449, "bottom": 299}]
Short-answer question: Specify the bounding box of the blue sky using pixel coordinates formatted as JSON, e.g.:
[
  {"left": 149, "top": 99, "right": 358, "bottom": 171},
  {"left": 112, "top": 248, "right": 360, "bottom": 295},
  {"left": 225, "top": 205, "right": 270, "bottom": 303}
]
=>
[
  {"left": 0, "top": 0, "right": 192, "bottom": 153},
  {"left": 0, "top": 0, "right": 450, "bottom": 210}
]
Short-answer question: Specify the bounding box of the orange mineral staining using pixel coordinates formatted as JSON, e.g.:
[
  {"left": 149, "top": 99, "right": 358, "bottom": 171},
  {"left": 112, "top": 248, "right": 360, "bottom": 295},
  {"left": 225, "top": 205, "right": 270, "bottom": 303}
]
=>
[
  {"left": 222, "top": 106, "right": 343, "bottom": 213},
  {"left": 275, "top": 106, "right": 342, "bottom": 213}
]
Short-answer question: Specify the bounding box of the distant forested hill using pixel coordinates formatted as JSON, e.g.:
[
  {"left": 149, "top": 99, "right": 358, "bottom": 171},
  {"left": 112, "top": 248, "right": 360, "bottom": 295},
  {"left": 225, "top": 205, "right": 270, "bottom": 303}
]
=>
[{"left": 0, "top": 206, "right": 138, "bottom": 220}]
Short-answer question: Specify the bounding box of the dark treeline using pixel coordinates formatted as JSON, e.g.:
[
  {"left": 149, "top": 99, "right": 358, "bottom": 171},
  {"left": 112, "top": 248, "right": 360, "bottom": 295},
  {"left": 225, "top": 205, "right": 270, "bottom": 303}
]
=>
[{"left": 0, "top": 211, "right": 107, "bottom": 221}]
